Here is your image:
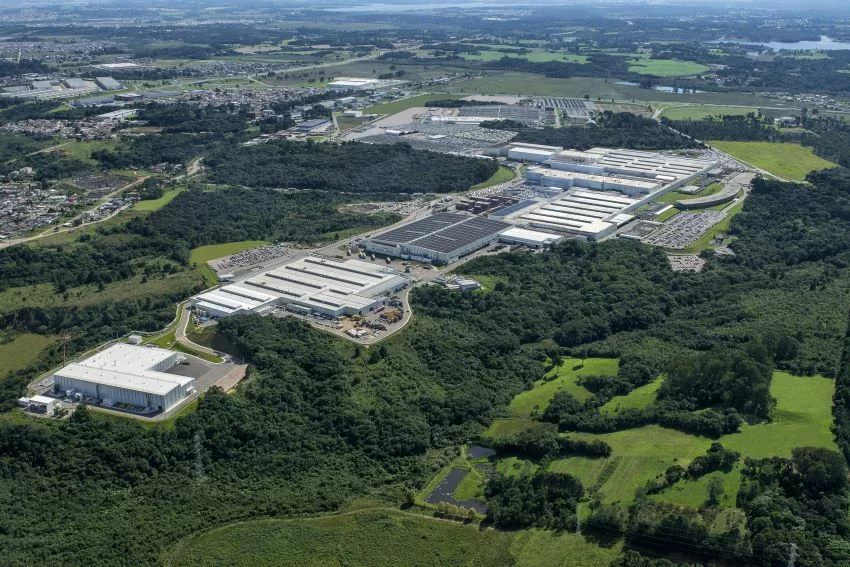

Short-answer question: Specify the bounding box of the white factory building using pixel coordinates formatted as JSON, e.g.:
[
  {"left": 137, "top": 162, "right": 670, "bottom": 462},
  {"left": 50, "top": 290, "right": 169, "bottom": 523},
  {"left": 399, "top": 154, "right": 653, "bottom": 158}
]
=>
[
  {"left": 496, "top": 189, "right": 641, "bottom": 240},
  {"left": 327, "top": 77, "right": 380, "bottom": 90},
  {"left": 192, "top": 256, "right": 408, "bottom": 319},
  {"left": 526, "top": 167, "right": 662, "bottom": 196},
  {"left": 505, "top": 143, "right": 563, "bottom": 163},
  {"left": 52, "top": 344, "right": 194, "bottom": 413}
]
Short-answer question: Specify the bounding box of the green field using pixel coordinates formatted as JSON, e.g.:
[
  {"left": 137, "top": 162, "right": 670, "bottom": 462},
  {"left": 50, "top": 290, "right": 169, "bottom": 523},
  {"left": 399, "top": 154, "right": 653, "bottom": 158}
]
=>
[
  {"left": 550, "top": 371, "right": 836, "bottom": 506},
  {"left": 470, "top": 165, "right": 516, "bottom": 190},
  {"left": 461, "top": 50, "right": 587, "bottom": 64},
  {"left": 167, "top": 509, "right": 515, "bottom": 567},
  {"left": 189, "top": 240, "right": 268, "bottom": 286},
  {"left": 709, "top": 141, "right": 836, "bottom": 181},
  {"left": 628, "top": 59, "right": 710, "bottom": 77},
  {"left": 661, "top": 105, "right": 758, "bottom": 120},
  {"left": 481, "top": 418, "right": 536, "bottom": 439},
  {"left": 0, "top": 333, "right": 56, "bottom": 378},
  {"left": 654, "top": 467, "right": 743, "bottom": 509},
  {"left": 510, "top": 530, "right": 623, "bottom": 567},
  {"left": 132, "top": 188, "right": 184, "bottom": 212},
  {"left": 365, "top": 93, "right": 465, "bottom": 114},
  {"left": 600, "top": 377, "right": 662, "bottom": 414},
  {"left": 507, "top": 357, "right": 618, "bottom": 417}
]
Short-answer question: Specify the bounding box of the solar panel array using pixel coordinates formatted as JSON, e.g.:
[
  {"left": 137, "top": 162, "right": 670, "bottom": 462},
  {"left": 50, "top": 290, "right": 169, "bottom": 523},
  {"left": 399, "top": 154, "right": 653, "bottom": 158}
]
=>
[{"left": 371, "top": 213, "right": 510, "bottom": 255}]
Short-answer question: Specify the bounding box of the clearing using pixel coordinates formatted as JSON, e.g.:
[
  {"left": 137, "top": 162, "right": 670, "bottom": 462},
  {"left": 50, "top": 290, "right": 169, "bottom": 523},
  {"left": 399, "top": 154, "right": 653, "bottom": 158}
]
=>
[
  {"left": 132, "top": 188, "right": 184, "bottom": 212},
  {"left": 471, "top": 165, "right": 516, "bottom": 190},
  {"left": 507, "top": 357, "right": 618, "bottom": 417},
  {"left": 189, "top": 240, "right": 268, "bottom": 286},
  {"left": 0, "top": 333, "right": 56, "bottom": 378},
  {"left": 365, "top": 93, "right": 465, "bottom": 115},
  {"left": 628, "top": 59, "right": 711, "bottom": 77},
  {"left": 709, "top": 141, "right": 836, "bottom": 181},
  {"left": 661, "top": 105, "right": 758, "bottom": 120}
]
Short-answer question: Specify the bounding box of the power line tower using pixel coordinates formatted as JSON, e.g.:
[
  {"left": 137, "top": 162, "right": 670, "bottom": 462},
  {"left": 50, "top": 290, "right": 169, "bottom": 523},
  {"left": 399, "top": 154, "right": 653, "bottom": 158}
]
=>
[
  {"left": 62, "top": 334, "right": 71, "bottom": 367},
  {"left": 787, "top": 542, "right": 797, "bottom": 567}
]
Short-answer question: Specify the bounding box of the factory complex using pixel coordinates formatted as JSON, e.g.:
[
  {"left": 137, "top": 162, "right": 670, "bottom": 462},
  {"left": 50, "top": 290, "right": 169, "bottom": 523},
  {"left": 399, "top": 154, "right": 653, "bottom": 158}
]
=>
[
  {"left": 363, "top": 213, "right": 512, "bottom": 264},
  {"left": 52, "top": 344, "right": 194, "bottom": 413},
  {"left": 192, "top": 256, "right": 408, "bottom": 319}
]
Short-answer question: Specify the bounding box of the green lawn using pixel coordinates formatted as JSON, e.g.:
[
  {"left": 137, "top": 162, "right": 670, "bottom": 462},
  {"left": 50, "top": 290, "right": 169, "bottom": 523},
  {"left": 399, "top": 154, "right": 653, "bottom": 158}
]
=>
[
  {"left": 470, "top": 165, "right": 516, "bottom": 190},
  {"left": 719, "top": 371, "right": 836, "bottom": 459},
  {"left": 481, "top": 418, "right": 536, "bottom": 440},
  {"left": 166, "top": 509, "right": 515, "bottom": 567},
  {"left": 190, "top": 240, "right": 268, "bottom": 286},
  {"left": 132, "top": 188, "right": 184, "bottom": 212},
  {"left": 496, "top": 456, "right": 540, "bottom": 478},
  {"left": 600, "top": 377, "right": 662, "bottom": 414},
  {"left": 709, "top": 141, "right": 836, "bottom": 181},
  {"left": 0, "top": 333, "right": 56, "bottom": 378},
  {"left": 508, "top": 357, "right": 618, "bottom": 417},
  {"left": 59, "top": 139, "right": 121, "bottom": 165},
  {"left": 654, "top": 467, "right": 742, "bottom": 509},
  {"left": 628, "top": 59, "right": 710, "bottom": 77},
  {"left": 661, "top": 105, "right": 757, "bottom": 120},
  {"left": 365, "top": 93, "right": 465, "bottom": 115}
]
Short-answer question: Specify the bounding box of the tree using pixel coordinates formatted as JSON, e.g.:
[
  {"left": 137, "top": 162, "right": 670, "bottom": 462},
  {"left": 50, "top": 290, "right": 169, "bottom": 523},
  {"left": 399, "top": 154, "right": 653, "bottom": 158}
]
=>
[{"left": 706, "top": 476, "right": 725, "bottom": 507}]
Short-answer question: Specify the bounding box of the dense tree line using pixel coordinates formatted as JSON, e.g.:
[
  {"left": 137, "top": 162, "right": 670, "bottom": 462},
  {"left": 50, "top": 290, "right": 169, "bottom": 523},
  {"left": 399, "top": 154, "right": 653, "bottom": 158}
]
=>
[
  {"left": 485, "top": 471, "right": 583, "bottom": 530},
  {"left": 487, "top": 422, "right": 611, "bottom": 459},
  {"left": 485, "top": 111, "right": 702, "bottom": 151},
  {"left": 204, "top": 140, "right": 499, "bottom": 194}
]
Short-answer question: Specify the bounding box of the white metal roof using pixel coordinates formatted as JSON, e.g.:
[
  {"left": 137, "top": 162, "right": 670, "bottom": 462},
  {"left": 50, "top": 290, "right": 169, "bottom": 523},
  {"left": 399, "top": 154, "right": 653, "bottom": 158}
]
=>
[
  {"left": 83, "top": 343, "right": 176, "bottom": 375},
  {"left": 55, "top": 364, "right": 190, "bottom": 396}
]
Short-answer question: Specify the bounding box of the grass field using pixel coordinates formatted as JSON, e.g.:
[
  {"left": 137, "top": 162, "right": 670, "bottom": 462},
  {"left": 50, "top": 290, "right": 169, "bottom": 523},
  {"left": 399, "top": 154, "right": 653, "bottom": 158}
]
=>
[
  {"left": 507, "top": 357, "right": 618, "bottom": 417},
  {"left": 709, "top": 141, "right": 836, "bottom": 181},
  {"left": 481, "top": 418, "right": 536, "bottom": 439},
  {"left": 471, "top": 165, "right": 516, "bottom": 190},
  {"left": 0, "top": 333, "right": 56, "bottom": 378},
  {"left": 661, "top": 105, "right": 758, "bottom": 120},
  {"left": 600, "top": 377, "right": 662, "bottom": 414},
  {"left": 549, "top": 371, "right": 836, "bottom": 506},
  {"left": 365, "top": 93, "right": 465, "bottom": 114},
  {"left": 189, "top": 240, "right": 268, "bottom": 286},
  {"left": 461, "top": 50, "right": 587, "bottom": 64},
  {"left": 132, "top": 188, "right": 183, "bottom": 212},
  {"left": 654, "top": 467, "right": 743, "bottom": 509},
  {"left": 167, "top": 509, "right": 515, "bottom": 567},
  {"left": 510, "top": 530, "right": 623, "bottom": 567},
  {"left": 627, "top": 59, "right": 711, "bottom": 77}
]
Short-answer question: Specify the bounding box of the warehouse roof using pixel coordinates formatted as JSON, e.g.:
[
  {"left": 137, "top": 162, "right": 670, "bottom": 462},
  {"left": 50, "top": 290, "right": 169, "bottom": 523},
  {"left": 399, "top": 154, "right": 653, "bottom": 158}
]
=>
[
  {"left": 56, "top": 364, "right": 190, "bottom": 396},
  {"left": 83, "top": 343, "right": 176, "bottom": 375},
  {"left": 370, "top": 213, "right": 510, "bottom": 255}
]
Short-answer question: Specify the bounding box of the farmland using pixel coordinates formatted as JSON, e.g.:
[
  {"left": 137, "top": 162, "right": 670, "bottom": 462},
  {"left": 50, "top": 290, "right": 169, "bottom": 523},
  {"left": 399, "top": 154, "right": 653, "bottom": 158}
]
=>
[
  {"left": 365, "top": 93, "right": 465, "bottom": 114},
  {"left": 661, "top": 105, "right": 759, "bottom": 120},
  {"left": 628, "top": 58, "right": 710, "bottom": 77},
  {"left": 507, "top": 357, "right": 617, "bottom": 417},
  {"left": 461, "top": 50, "right": 587, "bottom": 64}
]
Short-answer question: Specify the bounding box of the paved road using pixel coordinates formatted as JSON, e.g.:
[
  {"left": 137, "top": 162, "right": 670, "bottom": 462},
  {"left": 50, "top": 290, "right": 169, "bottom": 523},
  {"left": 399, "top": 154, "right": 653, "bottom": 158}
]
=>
[{"left": 175, "top": 304, "right": 219, "bottom": 357}]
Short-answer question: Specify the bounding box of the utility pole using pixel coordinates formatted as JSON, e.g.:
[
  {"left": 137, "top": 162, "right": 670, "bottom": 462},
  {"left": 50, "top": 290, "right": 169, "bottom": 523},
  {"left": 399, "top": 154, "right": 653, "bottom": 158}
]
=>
[{"left": 62, "top": 334, "right": 70, "bottom": 367}]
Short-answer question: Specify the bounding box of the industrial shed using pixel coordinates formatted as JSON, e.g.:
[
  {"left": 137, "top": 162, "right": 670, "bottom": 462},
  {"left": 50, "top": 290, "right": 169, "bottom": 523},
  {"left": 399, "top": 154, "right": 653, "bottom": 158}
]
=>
[
  {"left": 364, "top": 213, "right": 510, "bottom": 264},
  {"left": 52, "top": 344, "right": 193, "bottom": 413}
]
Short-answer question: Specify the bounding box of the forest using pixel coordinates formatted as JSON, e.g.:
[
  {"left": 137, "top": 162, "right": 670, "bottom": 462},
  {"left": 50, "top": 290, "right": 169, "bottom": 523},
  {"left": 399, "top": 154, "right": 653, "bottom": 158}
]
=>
[
  {"left": 204, "top": 139, "right": 499, "bottom": 194},
  {"left": 486, "top": 112, "right": 702, "bottom": 151},
  {"left": 2, "top": 164, "right": 850, "bottom": 564}
]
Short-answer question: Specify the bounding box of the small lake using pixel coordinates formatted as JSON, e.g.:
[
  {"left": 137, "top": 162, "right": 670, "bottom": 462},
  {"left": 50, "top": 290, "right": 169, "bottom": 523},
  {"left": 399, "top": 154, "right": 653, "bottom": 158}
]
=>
[{"left": 713, "top": 36, "right": 850, "bottom": 51}]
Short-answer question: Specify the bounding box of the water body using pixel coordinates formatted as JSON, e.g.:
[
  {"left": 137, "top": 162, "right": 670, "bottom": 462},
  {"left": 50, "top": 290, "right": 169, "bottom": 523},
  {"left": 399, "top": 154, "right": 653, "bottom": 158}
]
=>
[
  {"left": 324, "top": 2, "right": 539, "bottom": 12},
  {"left": 424, "top": 467, "right": 488, "bottom": 514},
  {"left": 714, "top": 36, "right": 850, "bottom": 51}
]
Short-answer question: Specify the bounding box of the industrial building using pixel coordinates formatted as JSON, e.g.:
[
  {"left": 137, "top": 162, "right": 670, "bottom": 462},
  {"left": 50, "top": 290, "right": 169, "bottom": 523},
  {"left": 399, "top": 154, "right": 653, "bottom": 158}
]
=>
[
  {"left": 192, "top": 256, "right": 408, "bottom": 319},
  {"left": 52, "top": 344, "right": 194, "bottom": 413},
  {"left": 327, "top": 77, "right": 380, "bottom": 91},
  {"left": 505, "top": 143, "right": 563, "bottom": 163},
  {"left": 497, "top": 190, "right": 641, "bottom": 240},
  {"left": 95, "top": 76, "right": 123, "bottom": 90},
  {"left": 675, "top": 185, "right": 739, "bottom": 210},
  {"left": 498, "top": 227, "right": 564, "bottom": 248},
  {"left": 544, "top": 148, "right": 714, "bottom": 187},
  {"left": 363, "top": 212, "right": 510, "bottom": 264},
  {"left": 526, "top": 167, "right": 662, "bottom": 196}
]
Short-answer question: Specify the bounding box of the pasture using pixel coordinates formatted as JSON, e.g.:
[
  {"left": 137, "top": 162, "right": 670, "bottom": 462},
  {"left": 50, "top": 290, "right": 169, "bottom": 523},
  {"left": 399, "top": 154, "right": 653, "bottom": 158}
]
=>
[
  {"left": 709, "top": 141, "right": 836, "bottom": 181},
  {"left": 508, "top": 357, "right": 617, "bottom": 417}
]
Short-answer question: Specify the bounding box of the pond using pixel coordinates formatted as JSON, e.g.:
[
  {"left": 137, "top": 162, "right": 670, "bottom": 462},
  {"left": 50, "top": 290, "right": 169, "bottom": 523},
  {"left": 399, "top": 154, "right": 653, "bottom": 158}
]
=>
[{"left": 712, "top": 36, "right": 850, "bottom": 51}]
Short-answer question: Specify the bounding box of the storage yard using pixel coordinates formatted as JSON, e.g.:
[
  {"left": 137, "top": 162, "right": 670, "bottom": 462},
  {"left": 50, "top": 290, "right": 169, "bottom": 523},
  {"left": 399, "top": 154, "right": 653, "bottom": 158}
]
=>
[{"left": 641, "top": 210, "right": 728, "bottom": 248}]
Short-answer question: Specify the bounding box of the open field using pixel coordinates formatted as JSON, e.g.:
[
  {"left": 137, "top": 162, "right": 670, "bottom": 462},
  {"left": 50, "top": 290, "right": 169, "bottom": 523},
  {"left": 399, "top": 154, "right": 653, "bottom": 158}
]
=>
[
  {"left": 600, "top": 377, "right": 662, "bottom": 414},
  {"left": 551, "top": 371, "right": 835, "bottom": 506},
  {"left": 0, "top": 271, "right": 201, "bottom": 317},
  {"left": 132, "top": 188, "right": 184, "bottom": 212},
  {"left": 661, "top": 105, "right": 759, "bottom": 120},
  {"left": 449, "top": 73, "right": 793, "bottom": 107},
  {"left": 0, "top": 333, "right": 56, "bottom": 378},
  {"left": 654, "top": 467, "right": 743, "bottom": 509},
  {"left": 508, "top": 357, "right": 618, "bottom": 417},
  {"left": 481, "top": 418, "right": 536, "bottom": 439},
  {"left": 510, "top": 530, "right": 623, "bottom": 567},
  {"left": 166, "top": 509, "right": 515, "bottom": 567},
  {"left": 365, "top": 93, "right": 465, "bottom": 114},
  {"left": 471, "top": 165, "right": 516, "bottom": 190},
  {"left": 709, "top": 141, "right": 837, "bottom": 181},
  {"left": 189, "top": 240, "right": 268, "bottom": 286},
  {"left": 628, "top": 59, "right": 710, "bottom": 77},
  {"left": 461, "top": 50, "right": 587, "bottom": 64}
]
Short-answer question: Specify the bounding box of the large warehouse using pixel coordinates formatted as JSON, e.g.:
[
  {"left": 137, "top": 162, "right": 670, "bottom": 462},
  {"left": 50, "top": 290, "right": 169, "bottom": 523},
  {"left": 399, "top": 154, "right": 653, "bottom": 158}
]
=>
[
  {"left": 192, "top": 256, "right": 408, "bottom": 318},
  {"left": 497, "top": 189, "right": 641, "bottom": 240},
  {"left": 52, "top": 344, "right": 194, "bottom": 413},
  {"left": 363, "top": 212, "right": 511, "bottom": 264}
]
